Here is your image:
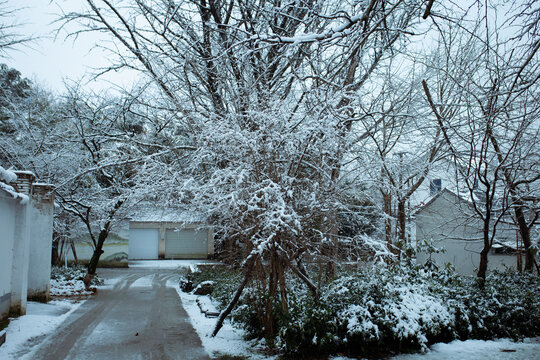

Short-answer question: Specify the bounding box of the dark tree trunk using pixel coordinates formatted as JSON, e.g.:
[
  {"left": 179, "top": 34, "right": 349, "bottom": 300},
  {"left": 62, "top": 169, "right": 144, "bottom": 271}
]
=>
[
  {"left": 397, "top": 200, "right": 406, "bottom": 242},
  {"left": 477, "top": 246, "right": 489, "bottom": 284},
  {"left": 397, "top": 199, "right": 406, "bottom": 259},
  {"left": 71, "top": 240, "right": 79, "bottom": 264},
  {"left": 51, "top": 236, "right": 60, "bottom": 266},
  {"left": 477, "top": 214, "right": 492, "bottom": 284},
  {"left": 383, "top": 192, "right": 393, "bottom": 254},
  {"left": 513, "top": 202, "right": 534, "bottom": 272},
  {"left": 324, "top": 212, "right": 338, "bottom": 280},
  {"left": 83, "top": 199, "right": 124, "bottom": 289},
  {"left": 83, "top": 228, "right": 107, "bottom": 289},
  {"left": 212, "top": 257, "right": 256, "bottom": 337}
]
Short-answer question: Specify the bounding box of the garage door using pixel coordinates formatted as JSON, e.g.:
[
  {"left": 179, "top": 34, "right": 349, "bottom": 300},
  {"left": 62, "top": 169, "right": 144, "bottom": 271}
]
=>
[
  {"left": 165, "top": 228, "right": 207, "bottom": 259},
  {"left": 129, "top": 228, "right": 159, "bottom": 259}
]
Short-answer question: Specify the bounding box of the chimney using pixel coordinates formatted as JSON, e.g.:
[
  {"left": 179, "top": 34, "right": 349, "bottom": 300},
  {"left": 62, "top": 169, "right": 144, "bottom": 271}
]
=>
[
  {"left": 12, "top": 171, "right": 36, "bottom": 195},
  {"left": 32, "top": 183, "right": 55, "bottom": 204}
]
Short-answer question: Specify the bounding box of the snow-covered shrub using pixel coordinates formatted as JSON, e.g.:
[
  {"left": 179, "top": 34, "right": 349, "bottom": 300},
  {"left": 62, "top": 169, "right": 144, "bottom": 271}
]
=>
[
  {"left": 276, "top": 266, "right": 540, "bottom": 357},
  {"left": 279, "top": 267, "right": 454, "bottom": 355},
  {"left": 434, "top": 269, "right": 540, "bottom": 340},
  {"left": 181, "top": 264, "right": 540, "bottom": 358},
  {"left": 50, "top": 265, "right": 103, "bottom": 285},
  {"left": 180, "top": 265, "right": 242, "bottom": 306}
]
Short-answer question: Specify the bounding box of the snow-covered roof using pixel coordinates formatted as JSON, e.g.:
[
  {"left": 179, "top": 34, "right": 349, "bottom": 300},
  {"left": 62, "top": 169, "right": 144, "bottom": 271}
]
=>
[
  {"left": 491, "top": 242, "right": 516, "bottom": 250},
  {"left": 411, "top": 188, "right": 468, "bottom": 217},
  {"left": 127, "top": 203, "right": 206, "bottom": 223}
]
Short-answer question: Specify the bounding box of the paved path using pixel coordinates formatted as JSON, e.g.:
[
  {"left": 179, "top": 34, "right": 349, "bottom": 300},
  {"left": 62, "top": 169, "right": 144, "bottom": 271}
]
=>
[{"left": 33, "top": 268, "right": 209, "bottom": 360}]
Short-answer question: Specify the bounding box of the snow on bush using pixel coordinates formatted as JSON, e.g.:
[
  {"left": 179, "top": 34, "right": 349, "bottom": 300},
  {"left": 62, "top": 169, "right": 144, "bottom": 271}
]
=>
[
  {"left": 50, "top": 278, "right": 93, "bottom": 297},
  {"left": 279, "top": 268, "right": 455, "bottom": 354},
  {"left": 336, "top": 282, "right": 452, "bottom": 349},
  {"left": 50, "top": 266, "right": 103, "bottom": 297},
  {"left": 181, "top": 264, "right": 540, "bottom": 358},
  {"left": 251, "top": 266, "right": 539, "bottom": 356}
]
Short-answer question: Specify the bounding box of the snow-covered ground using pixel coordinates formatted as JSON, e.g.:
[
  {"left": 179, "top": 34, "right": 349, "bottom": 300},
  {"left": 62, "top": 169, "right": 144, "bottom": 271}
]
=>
[
  {"left": 392, "top": 338, "right": 540, "bottom": 360},
  {"left": 97, "top": 276, "right": 122, "bottom": 290},
  {"left": 167, "top": 264, "right": 540, "bottom": 360},
  {"left": 169, "top": 279, "right": 276, "bottom": 360},
  {"left": 4, "top": 263, "right": 537, "bottom": 360},
  {"left": 329, "top": 338, "right": 540, "bottom": 360},
  {"left": 130, "top": 274, "right": 156, "bottom": 287},
  {"left": 0, "top": 300, "right": 83, "bottom": 360}
]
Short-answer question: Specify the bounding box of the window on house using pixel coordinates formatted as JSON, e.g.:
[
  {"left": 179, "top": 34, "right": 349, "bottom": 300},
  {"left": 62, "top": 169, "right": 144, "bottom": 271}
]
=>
[
  {"left": 491, "top": 243, "right": 518, "bottom": 255},
  {"left": 430, "top": 179, "right": 442, "bottom": 196}
]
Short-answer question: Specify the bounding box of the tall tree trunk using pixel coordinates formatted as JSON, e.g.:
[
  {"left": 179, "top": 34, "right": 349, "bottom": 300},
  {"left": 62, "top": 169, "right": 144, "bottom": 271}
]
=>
[
  {"left": 212, "top": 256, "right": 256, "bottom": 337},
  {"left": 512, "top": 200, "right": 534, "bottom": 272},
  {"left": 83, "top": 198, "right": 124, "bottom": 289},
  {"left": 477, "top": 246, "right": 489, "bottom": 284},
  {"left": 51, "top": 236, "right": 60, "bottom": 266},
  {"left": 477, "top": 215, "right": 492, "bottom": 284},
  {"left": 383, "top": 191, "right": 393, "bottom": 254},
  {"left": 325, "top": 211, "right": 338, "bottom": 280},
  {"left": 265, "top": 249, "right": 277, "bottom": 338},
  {"left": 83, "top": 228, "right": 108, "bottom": 289},
  {"left": 277, "top": 258, "right": 288, "bottom": 313},
  {"left": 70, "top": 240, "right": 79, "bottom": 264},
  {"left": 397, "top": 198, "right": 406, "bottom": 258}
]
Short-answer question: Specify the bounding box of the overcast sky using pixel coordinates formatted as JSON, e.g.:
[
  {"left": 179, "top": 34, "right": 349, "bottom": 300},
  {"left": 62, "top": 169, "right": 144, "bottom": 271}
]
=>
[{"left": 3, "top": 0, "right": 135, "bottom": 93}]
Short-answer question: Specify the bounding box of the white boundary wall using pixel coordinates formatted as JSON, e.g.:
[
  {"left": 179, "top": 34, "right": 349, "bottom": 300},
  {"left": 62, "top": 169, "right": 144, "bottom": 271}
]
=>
[{"left": 0, "top": 170, "right": 55, "bottom": 322}]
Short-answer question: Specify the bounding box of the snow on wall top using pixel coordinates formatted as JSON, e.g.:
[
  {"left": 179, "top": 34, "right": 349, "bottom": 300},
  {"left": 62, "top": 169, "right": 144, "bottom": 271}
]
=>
[
  {"left": 0, "top": 180, "right": 29, "bottom": 204},
  {"left": 33, "top": 182, "right": 54, "bottom": 187},
  {"left": 0, "top": 165, "right": 17, "bottom": 183},
  {"left": 0, "top": 165, "right": 30, "bottom": 204}
]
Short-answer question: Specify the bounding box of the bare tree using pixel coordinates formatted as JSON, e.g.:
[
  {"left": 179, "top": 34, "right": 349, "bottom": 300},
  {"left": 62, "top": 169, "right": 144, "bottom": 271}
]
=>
[
  {"left": 0, "top": 1, "right": 32, "bottom": 56},
  {"left": 422, "top": 0, "right": 540, "bottom": 280},
  {"left": 58, "top": 0, "right": 433, "bottom": 336}
]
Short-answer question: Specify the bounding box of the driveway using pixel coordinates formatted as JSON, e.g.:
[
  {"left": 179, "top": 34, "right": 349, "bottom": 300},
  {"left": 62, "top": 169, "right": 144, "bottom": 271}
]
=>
[{"left": 32, "top": 267, "right": 209, "bottom": 360}]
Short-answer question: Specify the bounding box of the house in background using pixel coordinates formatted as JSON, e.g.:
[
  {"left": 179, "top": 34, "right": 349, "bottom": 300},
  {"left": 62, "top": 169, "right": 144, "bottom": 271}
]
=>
[
  {"left": 0, "top": 167, "right": 55, "bottom": 324},
  {"left": 129, "top": 219, "right": 213, "bottom": 260},
  {"left": 415, "top": 188, "right": 522, "bottom": 275},
  {"left": 67, "top": 208, "right": 214, "bottom": 262}
]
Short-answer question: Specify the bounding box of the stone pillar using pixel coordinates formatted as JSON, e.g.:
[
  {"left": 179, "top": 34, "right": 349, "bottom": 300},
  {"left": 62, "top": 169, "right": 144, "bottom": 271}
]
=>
[
  {"left": 27, "top": 184, "right": 55, "bottom": 302},
  {"left": 9, "top": 171, "right": 35, "bottom": 316}
]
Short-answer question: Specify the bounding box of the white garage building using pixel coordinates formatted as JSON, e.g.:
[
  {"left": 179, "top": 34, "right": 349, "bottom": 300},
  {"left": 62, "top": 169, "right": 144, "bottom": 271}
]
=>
[{"left": 129, "top": 221, "right": 214, "bottom": 260}]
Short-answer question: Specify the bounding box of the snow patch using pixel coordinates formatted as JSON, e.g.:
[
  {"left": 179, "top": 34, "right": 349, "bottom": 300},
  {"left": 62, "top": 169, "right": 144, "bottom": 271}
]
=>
[
  {"left": 0, "top": 182, "right": 29, "bottom": 204},
  {"left": 97, "top": 276, "right": 122, "bottom": 289},
  {"left": 0, "top": 300, "right": 84, "bottom": 360},
  {"left": 130, "top": 274, "right": 155, "bottom": 288},
  {"left": 170, "top": 281, "right": 275, "bottom": 359},
  {"left": 393, "top": 338, "right": 540, "bottom": 359},
  {"left": 49, "top": 279, "right": 93, "bottom": 297},
  {"left": 0, "top": 166, "right": 17, "bottom": 183}
]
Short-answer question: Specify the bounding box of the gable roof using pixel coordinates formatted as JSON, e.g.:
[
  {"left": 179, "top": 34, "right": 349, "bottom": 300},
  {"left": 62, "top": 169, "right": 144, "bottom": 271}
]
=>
[{"left": 412, "top": 188, "right": 470, "bottom": 217}]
